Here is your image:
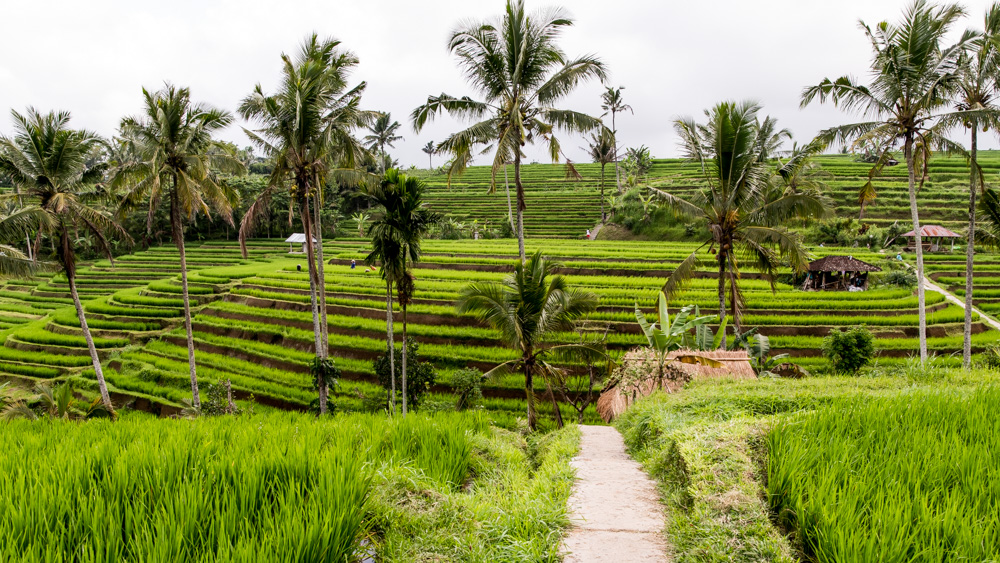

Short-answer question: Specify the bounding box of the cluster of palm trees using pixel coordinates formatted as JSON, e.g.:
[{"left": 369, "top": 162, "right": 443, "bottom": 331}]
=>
[
  {"left": 0, "top": 86, "right": 246, "bottom": 413},
  {"left": 804, "top": 0, "right": 1000, "bottom": 369},
  {"left": 654, "top": 1, "right": 1000, "bottom": 368}
]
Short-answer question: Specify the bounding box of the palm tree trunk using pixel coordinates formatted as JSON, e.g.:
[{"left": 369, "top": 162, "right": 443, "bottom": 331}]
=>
[
  {"left": 612, "top": 112, "right": 623, "bottom": 194},
  {"left": 718, "top": 253, "right": 727, "bottom": 350},
  {"left": 69, "top": 269, "right": 112, "bottom": 410},
  {"left": 300, "top": 196, "right": 327, "bottom": 414},
  {"left": 313, "top": 192, "right": 329, "bottom": 356},
  {"left": 170, "top": 190, "right": 200, "bottom": 408},
  {"left": 964, "top": 128, "right": 978, "bottom": 369},
  {"left": 504, "top": 164, "right": 514, "bottom": 231},
  {"left": 546, "top": 378, "right": 564, "bottom": 429},
  {"left": 600, "top": 163, "right": 606, "bottom": 222},
  {"left": 523, "top": 358, "right": 537, "bottom": 431},
  {"left": 401, "top": 305, "right": 408, "bottom": 416},
  {"left": 904, "top": 136, "right": 929, "bottom": 364},
  {"left": 385, "top": 282, "right": 396, "bottom": 414},
  {"left": 514, "top": 152, "right": 526, "bottom": 262}
]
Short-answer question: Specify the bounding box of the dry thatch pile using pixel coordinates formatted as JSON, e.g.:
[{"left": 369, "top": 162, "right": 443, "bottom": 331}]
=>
[{"left": 596, "top": 348, "right": 755, "bottom": 422}]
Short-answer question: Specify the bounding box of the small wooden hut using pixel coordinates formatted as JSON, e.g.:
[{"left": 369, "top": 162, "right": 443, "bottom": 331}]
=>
[
  {"left": 902, "top": 225, "right": 960, "bottom": 252},
  {"left": 596, "top": 349, "right": 754, "bottom": 422},
  {"left": 803, "top": 255, "right": 881, "bottom": 291},
  {"left": 285, "top": 233, "right": 318, "bottom": 253}
]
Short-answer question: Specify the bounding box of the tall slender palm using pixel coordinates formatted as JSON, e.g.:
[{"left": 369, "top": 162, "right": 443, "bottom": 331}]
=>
[
  {"left": 457, "top": 251, "right": 599, "bottom": 430},
  {"left": 947, "top": 4, "right": 1000, "bottom": 369},
  {"left": 412, "top": 0, "right": 606, "bottom": 262},
  {"left": 0, "top": 109, "right": 129, "bottom": 410},
  {"left": 422, "top": 141, "right": 436, "bottom": 169},
  {"left": 656, "top": 101, "right": 828, "bottom": 348},
  {"left": 238, "top": 35, "right": 370, "bottom": 414},
  {"left": 600, "top": 86, "right": 632, "bottom": 194},
  {"left": 115, "top": 85, "right": 244, "bottom": 408},
  {"left": 365, "top": 170, "right": 436, "bottom": 415},
  {"left": 364, "top": 112, "right": 403, "bottom": 173},
  {"left": 585, "top": 127, "right": 617, "bottom": 222},
  {"left": 801, "top": 0, "right": 978, "bottom": 364}
]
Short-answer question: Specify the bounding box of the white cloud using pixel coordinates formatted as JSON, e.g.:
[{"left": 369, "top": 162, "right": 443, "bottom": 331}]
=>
[{"left": 1, "top": 0, "right": 996, "bottom": 168}]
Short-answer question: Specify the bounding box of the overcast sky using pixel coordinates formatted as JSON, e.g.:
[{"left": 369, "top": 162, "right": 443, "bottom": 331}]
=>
[{"left": 3, "top": 0, "right": 999, "bottom": 168}]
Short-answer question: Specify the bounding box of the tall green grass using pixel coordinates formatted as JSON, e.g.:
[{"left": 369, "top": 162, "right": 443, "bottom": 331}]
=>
[
  {"left": 0, "top": 411, "right": 484, "bottom": 561},
  {"left": 767, "top": 387, "right": 1000, "bottom": 562}
]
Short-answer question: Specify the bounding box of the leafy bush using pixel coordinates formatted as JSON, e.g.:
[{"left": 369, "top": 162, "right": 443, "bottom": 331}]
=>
[
  {"left": 452, "top": 368, "right": 484, "bottom": 410},
  {"left": 822, "top": 326, "right": 876, "bottom": 375},
  {"left": 373, "top": 338, "right": 437, "bottom": 410}
]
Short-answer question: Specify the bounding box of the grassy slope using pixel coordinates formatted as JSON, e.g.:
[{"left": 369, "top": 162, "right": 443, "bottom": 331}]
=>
[{"left": 615, "top": 366, "right": 1000, "bottom": 562}]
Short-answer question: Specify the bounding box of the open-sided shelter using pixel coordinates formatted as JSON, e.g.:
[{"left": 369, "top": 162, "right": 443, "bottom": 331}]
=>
[
  {"left": 285, "top": 233, "right": 318, "bottom": 253},
  {"left": 902, "top": 225, "right": 961, "bottom": 252},
  {"left": 804, "top": 255, "right": 881, "bottom": 291}
]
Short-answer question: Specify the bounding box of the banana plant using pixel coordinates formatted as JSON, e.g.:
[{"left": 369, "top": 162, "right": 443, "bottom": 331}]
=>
[
  {"left": 635, "top": 291, "right": 719, "bottom": 381},
  {"left": 746, "top": 334, "right": 791, "bottom": 377}
]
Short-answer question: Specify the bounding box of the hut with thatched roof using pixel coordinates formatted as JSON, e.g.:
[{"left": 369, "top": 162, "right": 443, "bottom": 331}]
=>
[
  {"left": 902, "top": 225, "right": 961, "bottom": 252},
  {"left": 595, "top": 348, "right": 754, "bottom": 422},
  {"left": 803, "top": 255, "right": 881, "bottom": 291}
]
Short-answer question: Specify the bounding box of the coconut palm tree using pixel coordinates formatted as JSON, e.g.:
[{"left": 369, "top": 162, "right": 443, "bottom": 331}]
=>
[
  {"left": 656, "top": 101, "right": 828, "bottom": 348},
  {"left": 115, "top": 85, "right": 244, "bottom": 409},
  {"left": 457, "top": 251, "right": 600, "bottom": 430},
  {"left": 585, "top": 128, "right": 617, "bottom": 222},
  {"left": 0, "top": 108, "right": 129, "bottom": 410},
  {"left": 600, "top": 86, "right": 632, "bottom": 193},
  {"left": 801, "top": 0, "right": 979, "bottom": 364},
  {"left": 238, "top": 35, "right": 370, "bottom": 414},
  {"left": 412, "top": 0, "right": 607, "bottom": 262},
  {"left": 364, "top": 112, "right": 403, "bottom": 173},
  {"left": 947, "top": 3, "right": 1000, "bottom": 368},
  {"left": 421, "top": 141, "right": 436, "bottom": 169}
]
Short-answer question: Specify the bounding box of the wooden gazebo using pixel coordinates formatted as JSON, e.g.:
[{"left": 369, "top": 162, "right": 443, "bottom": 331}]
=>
[
  {"left": 804, "top": 255, "right": 881, "bottom": 291},
  {"left": 903, "top": 225, "right": 960, "bottom": 252}
]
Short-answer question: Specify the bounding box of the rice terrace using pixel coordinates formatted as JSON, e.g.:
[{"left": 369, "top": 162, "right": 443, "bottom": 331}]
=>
[{"left": 3, "top": 0, "right": 1000, "bottom": 561}]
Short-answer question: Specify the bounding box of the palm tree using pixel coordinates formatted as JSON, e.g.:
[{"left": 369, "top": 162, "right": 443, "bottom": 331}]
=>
[
  {"left": 585, "top": 128, "right": 617, "bottom": 222},
  {"left": 0, "top": 108, "right": 129, "bottom": 410},
  {"left": 656, "top": 101, "right": 828, "bottom": 348},
  {"left": 600, "top": 86, "right": 632, "bottom": 193},
  {"left": 364, "top": 112, "right": 403, "bottom": 173},
  {"left": 948, "top": 4, "right": 1000, "bottom": 369},
  {"left": 239, "top": 35, "right": 370, "bottom": 414},
  {"left": 457, "top": 251, "right": 599, "bottom": 430},
  {"left": 801, "top": 0, "right": 977, "bottom": 364},
  {"left": 412, "top": 0, "right": 607, "bottom": 262},
  {"left": 115, "top": 85, "right": 244, "bottom": 409},
  {"left": 365, "top": 170, "right": 436, "bottom": 415},
  {"left": 422, "top": 141, "right": 436, "bottom": 169}
]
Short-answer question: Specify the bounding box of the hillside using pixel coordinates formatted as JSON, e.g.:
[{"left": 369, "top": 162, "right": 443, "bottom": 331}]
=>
[{"left": 406, "top": 151, "right": 1000, "bottom": 238}]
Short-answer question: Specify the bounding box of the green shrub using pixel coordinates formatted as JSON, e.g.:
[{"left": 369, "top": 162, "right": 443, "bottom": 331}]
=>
[
  {"left": 452, "top": 368, "right": 484, "bottom": 410},
  {"left": 822, "top": 326, "right": 876, "bottom": 375},
  {"left": 373, "top": 338, "right": 437, "bottom": 411}
]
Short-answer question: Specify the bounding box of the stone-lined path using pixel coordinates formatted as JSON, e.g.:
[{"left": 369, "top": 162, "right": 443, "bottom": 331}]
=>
[{"left": 562, "top": 425, "right": 668, "bottom": 562}]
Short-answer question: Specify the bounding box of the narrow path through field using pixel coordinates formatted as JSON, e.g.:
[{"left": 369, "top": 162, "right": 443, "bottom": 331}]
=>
[
  {"left": 923, "top": 277, "right": 1000, "bottom": 331},
  {"left": 589, "top": 222, "right": 603, "bottom": 241},
  {"left": 562, "top": 425, "right": 668, "bottom": 562}
]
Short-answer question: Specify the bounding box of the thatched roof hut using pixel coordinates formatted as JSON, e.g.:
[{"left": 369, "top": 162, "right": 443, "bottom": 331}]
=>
[
  {"left": 596, "top": 348, "right": 754, "bottom": 422},
  {"left": 804, "top": 255, "right": 882, "bottom": 291}
]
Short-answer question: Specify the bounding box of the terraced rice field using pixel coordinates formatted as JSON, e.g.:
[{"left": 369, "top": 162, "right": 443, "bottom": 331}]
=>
[
  {"left": 395, "top": 151, "right": 1000, "bottom": 239},
  {"left": 1, "top": 236, "right": 995, "bottom": 420}
]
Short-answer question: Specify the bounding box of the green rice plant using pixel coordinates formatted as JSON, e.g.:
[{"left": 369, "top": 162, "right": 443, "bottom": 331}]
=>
[
  {"left": 768, "top": 387, "right": 1000, "bottom": 562},
  {"left": 0, "top": 346, "right": 93, "bottom": 367},
  {"left": 12, "top": 326, "right": 128, "bottom": 349}
]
